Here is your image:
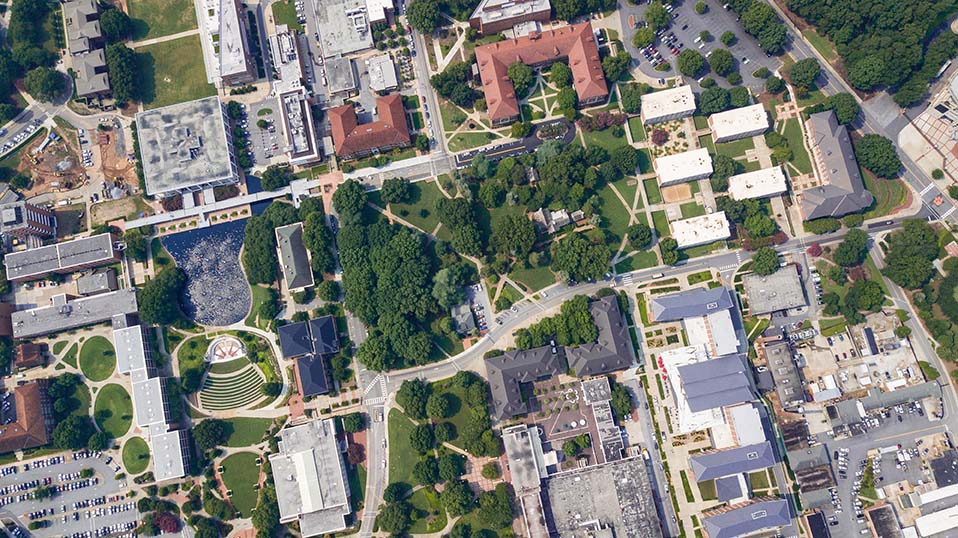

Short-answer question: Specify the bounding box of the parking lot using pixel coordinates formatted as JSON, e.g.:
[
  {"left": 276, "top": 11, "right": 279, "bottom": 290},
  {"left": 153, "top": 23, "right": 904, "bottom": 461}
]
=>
[
  {"left": 247, "top": 98, "right": 281, "bottom": 167},
  {"left": 620, "top": 0, "right": 781, "bottom": 92},
  {"left": 0, "top": 452, "right": 137, "bottom": 538}
]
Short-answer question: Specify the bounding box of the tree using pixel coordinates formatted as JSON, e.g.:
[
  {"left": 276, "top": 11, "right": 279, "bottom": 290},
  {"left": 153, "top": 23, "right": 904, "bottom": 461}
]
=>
[
  {"left": 100, "top": 8, "right": 132, "bottom": 42},
  {"left": 695, "top": 0, "right": 708, "bottom": 13},
  {"left": 602, "top": 51, "right": 632, "bottom": 82},
  {"left": 727, "top": 71, "right": 743, "bottom": 85},
  {"left": 481, "top": 462, "right": 500, "bottom": 479},
  {"left": 711, "top": 154, "right": 738, "bottom": 193},
  {"left": 740, "top": 2, "right": 785, "bottom": 54},
  {"left": 105, "top": 43, "right": 139, "bottom": 104},
  {"left": 511, "top": 121, "right": 532, "bottom": 138},
  {"left": 431, "top": 267, "right": 466, "bottom": 309},
  {"left": 123, "top": 228, "right": 149, "bottom": 262},
  {"left": 383, "top": 482, "right": 410, "bottom": 503},
  {"left": 86, "top": 431, "right": 110, "bottom": 451},
  {"left": 52, "top": 416, "right": 93, "bottom": 450},
  {"left": 138, "top": 267, "right": 186, "bottom": 325},
  {"left": 620, "top": 83, "right": 648, "bottom": 114},
  {"left": 826, "top": 93, "right": 860, "bottom": 125},
  {"left": 633, "top": 27, "right": 656, "bottom": 48},
  {"left": 416, "top": 133, "right": 430, "bottom": 151},
  {"left": 751, "top": 247, "right": 780, "bottom": 275},
  {"left": 651, "top": 128, "right": 669, "bottom": 146},
  {"left": 441, "top": 479, "right": 476, "bottom": 516},
  {"left": 477, "top": 484, "right": 514, "bottom": 529},
  {"left": 23, "top": 67, "right": 61, "bottom": 102},
  {"left": 434, "top": 421, "right": 456, "bottom": 443},
  {"left": 765, "top": 76, "right": 785, "bottom": 93},
  {"left": 804, "top": 217, "right": 841, "bottom": 235},
  {"left": 845, "top": 279, "right": 884, "bottom": 312},
  {"left": 846, "top": 55, "right": 885, "bottom": 91},
  {"left": 377, "top": 502, "right": 412, "bottom": 534},
  {"left": 192, "top": 419, "right": 228, "bottom": 452},
  {"left": 332, "top": 179, "right": 368, "bottom": 224},
  {"left": 552, "top": 233, "right": 611, "bottom": 281},
  {"left": 557, "top": 87, "right": 578, "bottom": 113},
  {"left": 410, "top": 424, "right": 435, "bottom": 454},
  {"left": 644, "top": 1, "right": 670, "bottom": 30},
  {"left": 610, "top": 380, "right": 634, "bottom": 421},
  {"left": 426, "top": 393, "right": 452, "bottom": 419},
  {"left": 492, "top": 213, "right": 536, "bottom": 257},
  {"left": 660, "top": 237, "right": 679, "bottom": 265},
  {"left": 854, "top": 134, "right": 901, "bottom": 178},
  {"left": 708, "top": 48, "right": 734, "bottom": 77},
  {"left": 833, "top": 228, "right": 869, "bottom": 267},
  {"left": 342, "top": 412, "right": 364, "bottom": 433},
  {"left": 721, "top": 31, "right": 737, "bottom": 46},
  {"left": 507, "top": 62, "right": 535, "bottom": 97},
  {"left": 430, "top": 62, "right": 480, "bottom": 108},
  {"left": 698, "top": 86, "right": 731, "bottom": 115},
  {"left": 883, "top": 219, "right": 939, "bottom": 289},
  {"left": 153, "top": 512, "right": 180, "bottom": 534},
  {"left": 317, "top": 279, "right": 340, "bottom": 301},
  {"left": 934, "top": 169, "right": 946, "bottom": 180},
  {"left": 413, "top": 456, "right": 439, "bottom": 485},
  {"left": 381, "top": 177, "right": 412, "bottom": 205},
  {"left": 406, "top": 0, "right": 440, "bottom": 33},
  {"left": 677, "top": 49, "right": 705, "bottom": 77},
  {"left": 551, "top": 62, "right": 572, "bottom": 89},
  {"left": 260, "top": 164, "right": 295, "bottom": 190},
  {"left": 438, "top": 453, "right": 465, "bottom": 482},
  {"left": 788, "top": 58, "right": 821, "bottom": 90},
  {"left": 627, "top": 223, "right": 652, "bottom": 249}
]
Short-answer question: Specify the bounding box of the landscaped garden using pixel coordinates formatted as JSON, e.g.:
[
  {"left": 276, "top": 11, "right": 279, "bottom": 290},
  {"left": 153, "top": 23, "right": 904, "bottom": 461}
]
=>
[
  {"left": 79, "top": 336, "right": 116, "bottom": 382},
  {"left": 122, "top": 436, "right": 150, "bottom": 475},
  {"left": 94, "top": 383, "right": 134, "bottom": 439},
  {"left": 220, "top": 452, "right": 260, "bottom": 517}
]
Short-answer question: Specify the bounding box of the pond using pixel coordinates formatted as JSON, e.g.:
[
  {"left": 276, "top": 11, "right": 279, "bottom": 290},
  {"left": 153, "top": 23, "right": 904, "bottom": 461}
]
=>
[{"left": 161, "top": 219, "right": 251, "bottom": 327}]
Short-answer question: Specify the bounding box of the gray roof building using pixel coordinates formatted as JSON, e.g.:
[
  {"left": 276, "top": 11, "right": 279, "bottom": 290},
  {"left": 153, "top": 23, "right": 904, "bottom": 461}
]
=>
[
  {"left": 690, "top": 441, "right": 776, "bottom": 481},
  {"left": 502, "top": 424, "right": 546, "bottom": 492},
  {"left": 113, "top": 324, "right": 155, "bottom": 377},
  {"left": 151, "top": 429, "right": 191, "bottom": 482},
  {"left": 326, "top": 57, "right": 358, "bottom": 96},
  {"left": 565, "top": 295, "right": 635, "bottom": 377},
  {"left": 743, "top": 266, "right": 806, "bottom": 315},
  {"left": 269, "top": 418, "right": 351, "bottom": 537},
  {"left": 715, "top": 476, "right": 743, "bottom": 502},
  {"left": 135, "top": 97, "right": 238, "bottom": 198},
  {"left": 5, "top": 233, "right": 118, "bottom": 282},
  {"left": 702, "top": 499, "right": 791, "bottom": 538},
  {"left": 309, "top": 316, "right": 339, "bottom": 356},
  {"left": 279, "top": 321, "right": 313, "bottom": 359},
  {"left": 801, "top": 111, "right": 874, "bottom": 220},
  {"left": 367, "top": 54, "right": 399, "bottom": 94},
  {"left": 764, "top": 340, "right": 805, "bottom": 408},
  {"left": 677, "top": 353, "right": 756, "bottom": 413},
  {"left": 63, "top": 0, "right": 101, "bottom": 55},
  {"left": 315, "top": 0, "right": 373, "bottom": 58},
  {"left": 787, "top": 444, "right": 830, "bottom": 472},
  {"left": 72, "top": 49, "right": 111, "bottom": 98},
  {"left": 296, "top": 355, "right": 330, "bottom": 397},
  {"left": 651, "top": 287, "right": 735, "bottom": 322},
  {"left": 75, "top": 268, "right": 118, "bottom": 296},
  {"left": 450, "top": 302, "right": 476, "bottom": 335},
  {"left": 276, "top": 223, "right": 314, "bottom": 291},
  {"left": 485, "top": 346, "right": 565, "bottom": 420},
  {"left": 12, "top": 289, "right": 138, "bottom": 339}
]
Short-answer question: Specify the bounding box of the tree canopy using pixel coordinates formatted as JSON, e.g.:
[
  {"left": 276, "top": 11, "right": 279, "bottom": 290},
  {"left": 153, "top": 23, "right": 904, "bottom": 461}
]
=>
[
  {"left": 507, "top": 62, "right": 535, "bottom": 98},
  {"left": 677, "top": 49, "right": 706, "bottom": 77},
  {"left": 708, "top": 48, "right": 734, "bottom": 77},
  {"left": 788, "top": 58, "right": 821, "bottom": 89},
  {"left": 99, "top": 8, "right": 132, "bottom": 42},
  {"left": 853, "top": 134, "right": 901, "bottom": 178},
  {"left": 833, "top": 228, "right": 869, "bottom": 267},
  {"left": 644, "top": 1, "right": 671, "bottom": 30},
  {"left": 138, "top": 267, "right": 186, "bottom": 325},
  {"left": 751, "top": 247, "right": 780, "bottom": 275},
  {"left": 332, "top": 179, "right": 368, "bottom": 224},
  {"left": 550, "top": 62, "right": 572, "bottom": 89},
  {"left": 105, "top": 43, "right": 139, "bottom": 104},
  {"left": 23, "top": 67, "right": 61, "bottom": 102},
  {"left": 406, "top": 0, "right": 440, "bottom": 33},
  {"left": 882, "top": 219, "right": 939, "bottom": 289},
  {"left": 551, "top": 233, "right": 610, "bottom": 281}
]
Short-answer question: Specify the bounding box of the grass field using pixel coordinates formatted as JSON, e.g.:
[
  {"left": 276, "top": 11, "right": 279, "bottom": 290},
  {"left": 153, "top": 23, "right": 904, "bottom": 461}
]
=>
[
  {"left": 698, "top": 479, "right": 717, "bottom": 501},
  {"left": 122, "top": 437, "right": 150, "bottom": 475},
  {"left": 387, "top": 410, "right": 417, "bottom": 485},
  {"left": 615, "top": 250, "right": 658, "bottom": 272},
  {"left": 698, "top": 134, "right": 715, "bottom": 155},
  {"left": 94, "top": 383, "right": 133, "bottom": 439},
  {"left": 387, "top": 180, "right": 446, "bottom": 233},
  {"left": 447, "top": 131, "right": 497, "bottom": 152},
  {"left": 208, "top": 357, "right": 250, "bottom": 375},
  {"left": 223, "top": 417, "right": 274, "bottom": 447},
  {"left": 782, "top": 118, "right": 812, "bottom": 174},
  {"left": 597, "top": 182, "right": 632, "bottom": 243},
  {"left": 79, "top": 336, "right": 116, "bottom": 382},
  {"left": 408, "top": 487, "right": 447, "bottom": 534},
  {"left": 581, "top": 127, "right": 630, "bottom": 152},
  {"left": 644, "top": 179, "right": 662, "bottom": 205},
  {"left": 270, "top": 0, "right": 303, "bottom": 32},
  {"left": 509, "top": 264, "right": 556, "bottom": 292},
  {"left": 862, "top": 172, "right": 908, "bottom": 220},
  {"left": 615, "top": 176, "right": 640, "bottom": 209},
  {"left": 200, "top": 366, "right": 264, "bottom": 410},
  {"left": 693, "top": 115, "right": 709, "bottom": 130},
  {"left": 439, "top": 100, "right": 467, "bottom": 132},
  {"left": 61, "top": 343, "right": 79, "bottom": 368},
  {"left": 680, "top": 202, "right": 706, "bottom": 218},
  {"left": 72, "top": 383, "right": 91, "bottom": 418},
  {"left": 52, "top": 341, "right": 68, "bottom": 355},
  {"left": 137, "top": 35, "right": 216, "bottom": 109},
  {"left": 128, "top": 0, "right": 197, "bottom": 40},
  {"left": 715, "top": 137, "right": 755, "bottom": 159},
  {"left": 802, "top": 29, "right": 837, "bottom": 62},
  {"left": 221, "top": 452, "right": 260, "bottom": 518},
  {"left": 652, "top": 210, "right": 670, "bottom": 238},
  {"left": 628, "top": 117, "right": 647, "bottom": 142},
  {"left": 245, "top": 285, "right": 275, "bottom": 329}
]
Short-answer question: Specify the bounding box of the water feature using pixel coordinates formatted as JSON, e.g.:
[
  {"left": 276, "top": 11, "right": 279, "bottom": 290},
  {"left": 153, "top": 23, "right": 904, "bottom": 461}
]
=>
[{"left": 161, "top": 219, "right": 251, "bottom": 327}]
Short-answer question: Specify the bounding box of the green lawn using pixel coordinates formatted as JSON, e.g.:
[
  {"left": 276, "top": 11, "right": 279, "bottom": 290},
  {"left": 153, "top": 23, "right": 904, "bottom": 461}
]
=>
[
  {"left": 693, "top": 115, "right": 709, "bottom": 130},
  {"left": 270, "top": 0, "right": 303, "bottom": 32},
  {"left": 819, "top": 317, "right": 847, "bottom": 337},
  {"left": 94, "top": 383, "right": 133, "bottom": 439},
  {"left": 347, "top": 464, "right": 366, "bottom": 513},
  {"left": 782, "top": 119, "right": 812, "bottom": 174},
  {"left": 638, "top": 148, "right": 653, "bottom": 174},
  {"left": 644, "top": 179, "right": 663, "bottom": 205},
  {"left": 652, "top": 210, "right": 670, "bottom": 238},
  {"left": 122, "top": 437, "right": 151, "bottom": 475},
  {"left": 509, "top": 264, "right": 556, "bottom": 292},
  {"left": 128, "top": 0, "right": 198, "bottom": 40},
  {"left": 410, "top": 111, "right": 424, "bottom": 130},
  {"left": 208, "top": 357, "right": 250, "bottom": 375},
  {"left": 615, "top": 250, "right": 659, "bottom": 272},
  {"left": 687, "top": 270, "right": 713, "bottom": 285},
  {"left": 61, "top": 343, "right": 79, "bottom": 368},
  {"left": 698, "top": 134, "right": 716, "bottom": 154},
  {"left": 387, "top": 180, "right": 446, "bottom": 233},
  {"left": 862, "top": 172, "right": 908, "bottom": 220},
  {"left": 628, "top": 117, "right": 647, "bottom": 142},
  {"left": 151, "top": 239, "right": 175, "bottom": 270},
  {"left": 71, "top": 383, "right": 91, "bottom": 418},
  {"left": 245, "top": 285, "right": 275, "bottom": 329},
  {"left": 137, "top": 35, "right": 216, "bottom": 109},
  {"left": 581, "top": 127, "right": 630, "bottom": 152},
  {"left": 221, "top": 452, "right": 260, "bottom": 518},
  {"left": 52, "top": 341, "right": 68, "bottom": 355},
  {"left": 597, "top": 182, "right": 632, "bottom": 242},
  {"left": 680, "top": 202, "right": 706, "bottom": 218},
  {"left": 387, "top": 410, "right": 417, "bottom": 485},
  {"left": 615, "top": 176, "right": 640, "bottom": 210},
  {"left": 699, "top": 479, "right": 717, "bottom": 501},
  {"left": 919, "top": 361, "right": 941, "bottom": 381},
  {"left": 223, "top": 417, "right": 275, "bottom": 447},
  {"left": 715, "top": 137, "right": 755, "bottom": 159},
  {"left": 79, "top": 336, "right": 116, "bottom": 382},
  {"left": 439, "top": 100, "right": 467, "bottom": 132},
  {"left": 802, "top": 29, "right": 837, "bottom": 62},
  {"left": 447, "top": 131, "right": 498, "bottom": 152},
  {"left": 408, "top": 487, "right": 447, "bottom": 534},
  {"left": 748, "top": 470, "right": 770, "bottom": 490}
]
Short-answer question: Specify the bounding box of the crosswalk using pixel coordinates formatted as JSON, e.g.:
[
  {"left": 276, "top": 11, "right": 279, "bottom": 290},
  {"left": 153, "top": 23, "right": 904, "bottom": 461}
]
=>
[
  {"left": 920, "top": 183, "right": 936, "bottom": 196},
  {"left": 362, "top": 375, "right": 388, "bottom": 405}
]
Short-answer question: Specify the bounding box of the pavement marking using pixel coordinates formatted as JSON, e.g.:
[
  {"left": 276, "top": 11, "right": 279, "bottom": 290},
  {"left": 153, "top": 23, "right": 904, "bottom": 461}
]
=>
[
  {"left": 871, "top": 424, "right": 944, "bottom": 445},
  {"left": 942, "top": 206, "right": 957, "bottom": 220},
  {"left": 920, "top": 183, "right": 936, "bottom": 195}
]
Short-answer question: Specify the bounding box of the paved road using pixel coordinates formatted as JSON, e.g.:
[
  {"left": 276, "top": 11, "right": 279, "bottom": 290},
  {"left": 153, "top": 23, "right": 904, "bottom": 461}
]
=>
[{"left": 357, "top": 405, "right": 386, "bottom": 538}]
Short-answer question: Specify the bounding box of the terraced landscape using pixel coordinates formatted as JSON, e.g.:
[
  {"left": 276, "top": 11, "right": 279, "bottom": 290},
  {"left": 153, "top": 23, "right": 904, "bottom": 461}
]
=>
[{"left": 199, "top": 365, "right": 265, "bottom": 411}]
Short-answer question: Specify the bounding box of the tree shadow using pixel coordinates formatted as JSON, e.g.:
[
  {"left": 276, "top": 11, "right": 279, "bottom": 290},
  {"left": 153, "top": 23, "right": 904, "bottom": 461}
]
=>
[
  {"left": 134, "top": 51, "right": 157, "bottom": 106},
  {"left": 130, "top": 19, "right": 151, "bottom": 41}
]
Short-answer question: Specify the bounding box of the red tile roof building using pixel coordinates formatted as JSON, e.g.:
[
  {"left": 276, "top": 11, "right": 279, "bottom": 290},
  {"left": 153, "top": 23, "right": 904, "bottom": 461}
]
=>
[
  {"left": 475, "top": 22, "right": 609, "bottom": 126},
  {"left": 328, "top": 94, "right": 411, "bottom": 160},
  {"left": 0, "top": 380, "right": 53, "bottom": 454},
  {"left": 13, "top": 343, "right": 44, "bottom": 370}
]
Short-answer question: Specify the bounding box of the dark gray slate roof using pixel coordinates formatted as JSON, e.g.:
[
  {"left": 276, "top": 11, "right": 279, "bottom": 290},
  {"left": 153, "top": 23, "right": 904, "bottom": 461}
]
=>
[
  {"left": 690, "top": 441, "right": 776, "bottom": 481},
  {"left": 651, "top": 287, "right": 734, "bottom": 322},
  {"left": 485, "top": 346, "right": 565, "bottom": 420},
  {"left": 703, "top": 499, "right": 791, "bottom": 538},
  {"left": 678, "top": 353, "right": 756, "bottom": 412},
  {"left": 276, "top": 223, "right": 314, "bottom": 290},
  {"left": 566, "top": 295, "right": 634, "bottom": 377},
  {"left": 296, "top": 355, "right": 330, "bottom": 397},
  {"left": 278, "top": 321, "right": 313, "bottom": 359},
  {"left": 309, "top": 316, "right": 340, "bottom": 356},
  {"left": 715, "top": 476, "right": 742, "bottom": 502},
  {"left": 801, "top": 111, "right": 874, "bottom": 220},
  {"left": 787, "top": 445, "right": 830, "bottom": 472}
]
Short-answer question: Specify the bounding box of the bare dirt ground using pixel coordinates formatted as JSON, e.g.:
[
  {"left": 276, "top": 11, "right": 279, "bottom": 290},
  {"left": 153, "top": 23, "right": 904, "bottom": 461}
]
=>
[
  {"left": 96, "top": 126, "right": 137, "bottom": 187},
  {"left": 662, "top": 183, "right": 692, "bottom": 203},
  {"left": 18, "top": 135, "right": 85, "bottom": 198}
]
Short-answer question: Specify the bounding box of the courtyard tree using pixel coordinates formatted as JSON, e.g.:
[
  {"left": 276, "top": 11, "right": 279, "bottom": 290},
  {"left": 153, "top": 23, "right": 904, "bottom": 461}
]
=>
[
  {"left": 376, "top": 502, "right": 412, "bottom": 534},
  {"left": 406, "top": 0, "right": 440, "bottom": 34},
  {"left": 698, "top": 86, "right": 731, "bottom": 115},
  {"left": 853, "top": 134, "right": 901, "bottom": 178},
  {"left": 550, "top": 62, "right": 572, "bottom": 89},
  {"left": 507, "top": 62, "right": 535, "bottom": 97},
  {"left": 751, "top": 247, "right": 780, "bottom": 275},
  {"left": 552, "top": 233, "right": 611, "bottom": 281}
]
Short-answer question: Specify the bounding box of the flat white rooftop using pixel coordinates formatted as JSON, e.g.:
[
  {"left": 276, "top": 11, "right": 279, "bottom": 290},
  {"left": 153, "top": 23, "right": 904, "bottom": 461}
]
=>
[
  {"left": 709, "top": 103, "right": 769, "bottom": 142},
  {"left": 916, "top": 503, "right": 958, "bottom": 537},
  {"left": 641, "top": 85, "right": 696, "bottom": 124},
  {"left": 655, "top": 148, "right": 713, "bottom": 186},
  {"left": 727, "top": 166, "right": 788, "bottom": 200},
  {"left": 671, "top": 211, "right": 731, "bottom": 248}
]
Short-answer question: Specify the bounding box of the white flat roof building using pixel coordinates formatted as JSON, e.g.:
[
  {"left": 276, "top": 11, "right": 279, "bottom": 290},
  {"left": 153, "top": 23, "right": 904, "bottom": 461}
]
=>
[
  {"left": 131, "top": 377, "right": 169, "bottom": 429},
  {"left": 709, "top": 103, "right": 769, "bottom": 143},
  {"left": 684, "top": 307, "right": 738, "bottom": 356},
  {"left": 727, "top": 166, "right": 788, "bottom": 200},
  {"left": 367, "top": 53, "right": 399, "bottom": 93},
  {"left": 671, "top": 211, "right": 731, "bottom": 249},
  {"left": 151, "top": 430, "right": 191, "bottom": 482},
  {"left": 641, "top": 85, "right": 696, "bottom": 125},
  {"left": 916, "top": 504, "right": 958, "bottom": 537},
  {"left": 655, "top": 148, "right": 712, "bottom": 187}
]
